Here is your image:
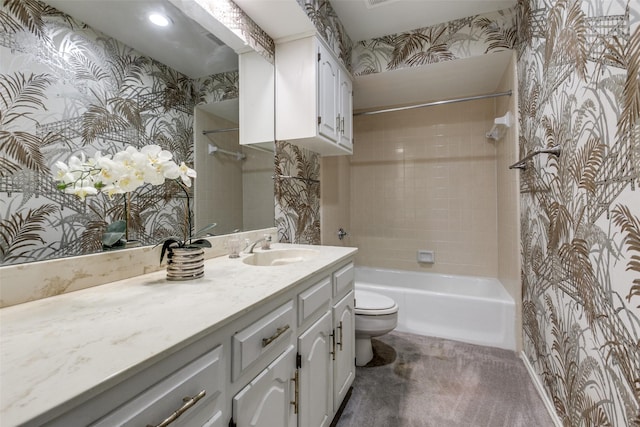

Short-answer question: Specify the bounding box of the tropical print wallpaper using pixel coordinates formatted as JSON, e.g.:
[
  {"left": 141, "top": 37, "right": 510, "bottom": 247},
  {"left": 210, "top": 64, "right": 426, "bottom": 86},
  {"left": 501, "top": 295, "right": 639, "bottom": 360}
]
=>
[
  {"left": 182, "top": 0, "right": 275, "bottom": 63},
  {"left": 300, "top": 0, "right": 640, "bottom": 425},
  {"left": 296, "top": 0, "right": 353, "bottom": 71},
  {"left": 0, "top": 0, "right": 239, "bottom": 265},
  {"left": 517, "top": 0, "right": 640, "bottom": 425},
  {"left": 352, "top": 7, "right": 517, "bottom": 76},
  {"left": 274, "top": 141, "right": 321, "bottom": 245}
]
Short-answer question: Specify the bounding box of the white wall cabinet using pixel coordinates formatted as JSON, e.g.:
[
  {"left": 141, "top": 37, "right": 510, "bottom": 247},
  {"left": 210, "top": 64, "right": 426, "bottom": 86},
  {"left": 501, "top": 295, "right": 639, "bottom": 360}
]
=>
[
  {"left": 239, "top": 50, "right": 275, "bottom": 150},
  {"left": 275, "top": 35, "right": 353, "bottom": 156}
]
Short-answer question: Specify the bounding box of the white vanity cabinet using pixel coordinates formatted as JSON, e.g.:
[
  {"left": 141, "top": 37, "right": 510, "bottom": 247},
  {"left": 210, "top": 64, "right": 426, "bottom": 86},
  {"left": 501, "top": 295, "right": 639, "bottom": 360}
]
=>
[
  {"left": 275, "top": 35, "right": 353, "bottom": 156},
  {"left": 231, "top": 261, "right": 356, "bottom": 427},
  {"left": 298, "top": 310, "right": 334, "bottom": 427},
  {"left": 41, "top": 335, "right": 227, "bottom": 427},
  {"left": 332, "top": 291, "right": 355, "bottom": 409},
  {"left": 4, "top": 248, "right": 357, "bottom": 427},
  {"left": 295, "top": 263, "right": 356, "bottom": 427},
  {"left": 232, "top": 345, "right": 298, "bottom": 427}
]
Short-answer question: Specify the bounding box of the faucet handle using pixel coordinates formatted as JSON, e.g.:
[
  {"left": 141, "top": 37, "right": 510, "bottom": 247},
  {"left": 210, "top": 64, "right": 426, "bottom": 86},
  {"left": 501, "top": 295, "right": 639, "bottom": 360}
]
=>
[
  {"left": 337, "top": 228, "right": 348, "bottom": 240},
  {"left": 261, "top": 235, "right": 272, "bottom": 250}
]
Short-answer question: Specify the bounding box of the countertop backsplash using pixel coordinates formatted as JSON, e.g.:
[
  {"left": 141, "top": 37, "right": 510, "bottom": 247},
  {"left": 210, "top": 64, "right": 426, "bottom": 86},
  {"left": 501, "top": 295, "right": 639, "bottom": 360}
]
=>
[{"left": 0, "top": 228, "right": 277, "bottom": 308}]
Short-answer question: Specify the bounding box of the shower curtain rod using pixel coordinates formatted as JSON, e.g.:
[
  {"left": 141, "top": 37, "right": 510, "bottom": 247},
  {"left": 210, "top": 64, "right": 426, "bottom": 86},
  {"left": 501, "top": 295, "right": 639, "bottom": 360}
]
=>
[
  {"left": 202, "top": 127, "right": 239, "bottom": 135},
  {"left": 353, "top": 90, "right": 513, "bottom": 116}
]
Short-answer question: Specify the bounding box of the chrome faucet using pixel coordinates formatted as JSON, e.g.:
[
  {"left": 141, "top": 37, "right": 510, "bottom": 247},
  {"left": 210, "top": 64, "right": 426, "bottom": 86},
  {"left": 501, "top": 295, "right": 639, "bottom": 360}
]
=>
[{"left": 245, "top": 235, "right": 272, "bottom": 253}]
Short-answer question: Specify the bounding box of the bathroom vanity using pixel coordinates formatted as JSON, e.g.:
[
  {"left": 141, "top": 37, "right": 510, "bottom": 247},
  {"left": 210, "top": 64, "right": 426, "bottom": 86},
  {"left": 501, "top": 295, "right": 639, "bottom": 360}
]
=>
[{"left": 0, "top": 244, "right": 357, "bottom": 427}]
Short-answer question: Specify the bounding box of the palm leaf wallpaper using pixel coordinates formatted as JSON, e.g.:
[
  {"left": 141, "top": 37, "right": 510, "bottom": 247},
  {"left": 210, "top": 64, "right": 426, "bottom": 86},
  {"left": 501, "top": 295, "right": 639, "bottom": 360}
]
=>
[
  {"left": 297, "top": 0, "right": 353, "bottom": 70},
  {"left": 352, "top": 8, "right": 517, "bottom": 76},
  {"left": 517, "top": 0, "right": 639, "bottom": 425},
  {"left": 0, "top": 0, "right": 240, "bottom": 265},
  {"left": 301, "top": 1, "right": 639, "bottom": 425},
  {"left": 274, "top": 141, "right": 321, "bottom": 245}
]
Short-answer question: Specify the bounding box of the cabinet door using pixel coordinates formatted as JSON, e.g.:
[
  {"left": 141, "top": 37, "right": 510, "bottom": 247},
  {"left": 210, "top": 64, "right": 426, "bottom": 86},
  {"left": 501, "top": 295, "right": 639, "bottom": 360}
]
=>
[
  {"left": 233, "top": 345, "right": 297, "bottom": 427},
  {"left": 298, "top": 311, "right": 333, "bottom": 427},
  {"left": 317, "top": 43, "right": 339, "bottom": 142},
  {"left": 332, "top": 291, "right": 355, "bottom": 409},
  {"left": 338, "top": 73, "right": 353, "bottom": 150}
]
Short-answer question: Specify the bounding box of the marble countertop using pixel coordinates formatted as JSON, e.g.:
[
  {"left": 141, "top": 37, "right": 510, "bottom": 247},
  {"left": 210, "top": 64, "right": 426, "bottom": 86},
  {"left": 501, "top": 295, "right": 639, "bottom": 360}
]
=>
[{"left": 0, "top": 243, "right": 357, "bottom": 426}]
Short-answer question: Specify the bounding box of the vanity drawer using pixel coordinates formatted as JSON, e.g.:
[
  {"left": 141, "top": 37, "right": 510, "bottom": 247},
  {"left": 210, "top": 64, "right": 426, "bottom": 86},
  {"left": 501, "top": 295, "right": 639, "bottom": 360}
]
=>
[
  {"left": 298, "top": 276, "right": 332, "bottom": 326},
  {"left": 333, "top": 262, "right": 354, "bottom": 298},
  {"left": 232, "top": 300, "right": 294, "bottom": 381},
  {"left": 92, "top": 345, "right": 225, "bottom": 427}
]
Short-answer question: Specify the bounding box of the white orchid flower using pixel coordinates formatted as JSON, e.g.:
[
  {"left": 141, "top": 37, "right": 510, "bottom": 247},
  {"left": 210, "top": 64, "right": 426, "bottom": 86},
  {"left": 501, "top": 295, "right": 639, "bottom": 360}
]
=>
[
  {"left": 64, "top": 178, "right": 98, "bottom": 200},
  {"left": 55, "top": 145, "right": 197, "bottom": 200},
  {"left": 178, "top": 162, "right": 197, "bottom": 187}
]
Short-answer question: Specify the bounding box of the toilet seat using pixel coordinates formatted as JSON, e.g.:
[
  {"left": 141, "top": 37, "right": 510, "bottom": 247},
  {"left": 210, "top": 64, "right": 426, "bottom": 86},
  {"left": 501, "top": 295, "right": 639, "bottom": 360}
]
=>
[{"left": 355, "top": 290, "right": 398, "bottom": 315}]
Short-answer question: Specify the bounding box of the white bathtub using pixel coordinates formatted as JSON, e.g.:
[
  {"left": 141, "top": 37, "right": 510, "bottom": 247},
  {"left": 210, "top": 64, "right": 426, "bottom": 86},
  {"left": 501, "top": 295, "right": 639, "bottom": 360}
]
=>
[{"left": 355, "top": 267, "right": 516, "bottom": 351}]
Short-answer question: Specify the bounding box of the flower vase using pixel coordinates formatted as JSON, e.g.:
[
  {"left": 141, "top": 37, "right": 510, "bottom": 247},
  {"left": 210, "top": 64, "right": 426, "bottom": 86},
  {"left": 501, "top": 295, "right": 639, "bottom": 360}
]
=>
[{"left": 166, "top": 247, "right": 205, "bottom": 281}]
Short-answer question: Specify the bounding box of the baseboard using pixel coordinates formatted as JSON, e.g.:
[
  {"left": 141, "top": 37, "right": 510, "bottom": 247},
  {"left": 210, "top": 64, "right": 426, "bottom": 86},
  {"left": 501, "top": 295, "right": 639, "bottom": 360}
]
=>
[
  {"left": 520, "top": 352, "right": 563, "bottom": 427},
  {"left": 330, "top": 386, "right": 353, "bottom": 427}
]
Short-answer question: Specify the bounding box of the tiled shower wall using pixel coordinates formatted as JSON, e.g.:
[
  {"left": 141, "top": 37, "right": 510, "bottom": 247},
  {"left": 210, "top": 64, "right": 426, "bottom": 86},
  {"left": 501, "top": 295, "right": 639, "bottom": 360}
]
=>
[
  {"left": 349, "top": 99, "right": 499, "bottom": 276},
  {"left": 495, "top": 52, "right": 521, "bottom": 350}
]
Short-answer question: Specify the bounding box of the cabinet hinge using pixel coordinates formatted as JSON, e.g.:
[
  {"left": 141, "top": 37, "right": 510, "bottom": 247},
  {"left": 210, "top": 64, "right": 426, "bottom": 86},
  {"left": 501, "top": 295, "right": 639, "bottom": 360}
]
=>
[
  {"left": 296, "top": 352, "right": 302, "bottom": 369},
  {"left": 318, "top": 116, "right": 321, "bottom": 125},
  {"left": 318, "top": 52, "right": 321, "bottom": 62}
]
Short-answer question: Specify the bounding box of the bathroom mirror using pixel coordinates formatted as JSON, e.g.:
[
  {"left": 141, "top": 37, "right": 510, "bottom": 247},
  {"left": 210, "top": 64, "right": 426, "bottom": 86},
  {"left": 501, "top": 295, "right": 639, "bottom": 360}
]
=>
[{"left": 0, "top": 0, "right": 275, "bottom": 266}]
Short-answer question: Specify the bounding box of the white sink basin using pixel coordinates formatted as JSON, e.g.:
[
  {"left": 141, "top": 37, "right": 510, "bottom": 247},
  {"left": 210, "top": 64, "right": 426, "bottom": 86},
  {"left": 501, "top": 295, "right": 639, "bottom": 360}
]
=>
[{"left": 242, "top": 249, "right": 319, "bottom": 266}]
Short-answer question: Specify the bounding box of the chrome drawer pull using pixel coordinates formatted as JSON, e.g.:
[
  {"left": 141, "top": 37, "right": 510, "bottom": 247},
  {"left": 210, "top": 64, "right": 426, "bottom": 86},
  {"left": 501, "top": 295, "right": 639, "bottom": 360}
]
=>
[
  {"left": 147, "top": 390, "right": 206, "bottom": 427},
  {"left": 262, "top": 325, "right": 290, "bottom": 347},
  {"left": 290, "top": 370, "right": 299, "bottom": 414},
  {"left": 330, "top": 330, "right": 336, "bottom": 360}
]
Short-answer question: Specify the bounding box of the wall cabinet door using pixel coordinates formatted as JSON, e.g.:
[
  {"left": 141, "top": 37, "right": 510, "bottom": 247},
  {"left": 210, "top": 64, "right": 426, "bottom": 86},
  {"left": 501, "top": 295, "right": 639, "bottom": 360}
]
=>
[
  {"left": 233, "top": 345, "right": 297, "bottom": 427},
  {"left": 338, "top": 74, "right": 353, "bottom": 150},
  {"left": 332, "top": 291, "right": 355, "bottom": 409},
  {"left": 317, "top": 42, "right": 339, "bottom": 143},
  {"left": 298, "top": 311, "right": 333, "bottom": 427}
]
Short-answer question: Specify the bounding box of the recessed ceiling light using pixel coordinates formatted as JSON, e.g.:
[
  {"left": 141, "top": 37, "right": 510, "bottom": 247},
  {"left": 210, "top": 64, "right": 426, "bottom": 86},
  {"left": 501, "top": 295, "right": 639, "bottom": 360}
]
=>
[{"left": 148, "top": 13, "right": 171, "bottom": 27}]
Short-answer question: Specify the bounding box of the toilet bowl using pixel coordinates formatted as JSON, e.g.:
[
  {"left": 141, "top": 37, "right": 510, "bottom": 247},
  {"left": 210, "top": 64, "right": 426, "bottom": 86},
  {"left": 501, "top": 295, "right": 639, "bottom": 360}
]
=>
[{"left": 354, "top": 289, "right": 399, "bottom": 366}]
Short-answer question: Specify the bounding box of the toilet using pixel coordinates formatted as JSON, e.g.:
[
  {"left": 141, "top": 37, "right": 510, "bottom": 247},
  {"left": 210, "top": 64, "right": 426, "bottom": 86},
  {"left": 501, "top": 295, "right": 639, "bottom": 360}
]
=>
[{"left": 354, "top": 289, "right": 399, "bottom": 366}]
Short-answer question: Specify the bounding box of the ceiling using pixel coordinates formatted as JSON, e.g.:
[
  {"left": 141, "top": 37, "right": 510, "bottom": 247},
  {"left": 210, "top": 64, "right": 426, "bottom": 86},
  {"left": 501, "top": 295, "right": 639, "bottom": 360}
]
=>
[
  {"left": 353, "top": 50, "right": 513, "bottom": 111},
  {"left": 329, "top": 0, "right": 516, "bottom": 42},
  {"left": 44, "top": 0, "right": 238, "bottom": 78},
  {"left": 234, "top": 0, "right": 517, "bottom": 110},
  {"left": 44, "top": 0, "right": 517, "bottom": 111}
]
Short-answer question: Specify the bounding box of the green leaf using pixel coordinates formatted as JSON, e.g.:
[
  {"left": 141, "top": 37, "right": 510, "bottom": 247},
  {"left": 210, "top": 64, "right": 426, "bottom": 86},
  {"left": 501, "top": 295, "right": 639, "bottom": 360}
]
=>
[
  {"left": 187, "top": 239, "right": 212, "bottom": 249},
  {"left": 106, "top": 220, "right": 126, "bottom": 233},
  {"left": 102, "top": 232, "right": 124, "bottom": 247},
  {"left": 159, "top": 238, "right": 181, "bottom": 264},
  {"left": 192, "top": 223, "right": 217, "bottom": 239}
]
